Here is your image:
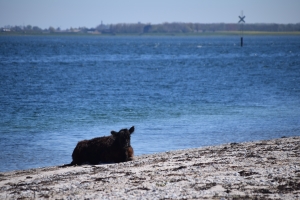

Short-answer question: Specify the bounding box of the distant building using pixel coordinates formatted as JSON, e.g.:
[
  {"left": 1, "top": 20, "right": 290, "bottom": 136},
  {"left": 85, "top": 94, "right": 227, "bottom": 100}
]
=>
[
  {"left": 1, "top": 28, "right": 11, "bottom": 32},
  {"left": 87, "top": 28, "right": 100, "bottom": 34},
  {"left": 96, "top": 21, "right": 110, "bottom": 33}
]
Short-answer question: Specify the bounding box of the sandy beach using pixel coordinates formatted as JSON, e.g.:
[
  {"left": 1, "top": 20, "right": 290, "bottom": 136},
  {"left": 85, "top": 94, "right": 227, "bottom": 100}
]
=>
[{"left": 0, "top": 136, "right": 299, "bottom": 199}]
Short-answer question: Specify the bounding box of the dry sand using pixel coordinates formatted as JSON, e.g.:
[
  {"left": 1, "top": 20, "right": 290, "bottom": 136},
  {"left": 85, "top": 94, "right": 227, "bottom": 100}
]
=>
[{"left": 0, "top": 136, "right": 299, "bottom": 199}]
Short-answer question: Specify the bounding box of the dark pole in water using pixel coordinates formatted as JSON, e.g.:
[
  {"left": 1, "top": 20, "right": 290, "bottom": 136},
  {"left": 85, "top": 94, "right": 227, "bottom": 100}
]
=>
[{"left": 241, "top": 37, "right": 243, "bottom": 47}]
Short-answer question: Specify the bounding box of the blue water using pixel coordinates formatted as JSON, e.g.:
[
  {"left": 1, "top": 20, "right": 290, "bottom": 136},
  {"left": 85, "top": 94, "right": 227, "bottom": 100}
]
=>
[{"left": 0, "top": 36, "right": 299, "bottom": 172}]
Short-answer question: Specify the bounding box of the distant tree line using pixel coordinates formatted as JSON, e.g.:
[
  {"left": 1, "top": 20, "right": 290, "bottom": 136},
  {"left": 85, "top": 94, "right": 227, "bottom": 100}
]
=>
[
  {"left": 2, "top": 22, "right": 300, "bottom": 34},
  {"left": 107, "top": 23, "right": 300, "bottom": 34}
]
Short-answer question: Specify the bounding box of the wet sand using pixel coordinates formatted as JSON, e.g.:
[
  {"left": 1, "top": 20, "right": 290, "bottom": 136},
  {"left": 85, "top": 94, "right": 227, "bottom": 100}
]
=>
[{"left": 0, "top": 136, "right": 299, "bottom": 199}]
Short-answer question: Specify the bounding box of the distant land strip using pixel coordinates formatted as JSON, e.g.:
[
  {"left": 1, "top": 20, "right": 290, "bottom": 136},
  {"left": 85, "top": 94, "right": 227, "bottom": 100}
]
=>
[{"left": 1, "top": 22, "right": 300, "bottom": 36}]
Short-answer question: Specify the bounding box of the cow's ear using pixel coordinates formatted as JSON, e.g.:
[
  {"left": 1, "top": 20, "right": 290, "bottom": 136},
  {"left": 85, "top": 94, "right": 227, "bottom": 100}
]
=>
[
  {"left": 129, "top": 126, "right": 134, "bottom": 134},
  {"left": 111, "top": 131, "right": 118, "bottom": 136}
]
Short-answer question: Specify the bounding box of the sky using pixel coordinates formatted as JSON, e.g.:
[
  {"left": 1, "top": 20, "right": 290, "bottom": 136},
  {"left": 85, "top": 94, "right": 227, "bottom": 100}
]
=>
[{"left": 1, "top": 0, "right": 300, "bottom": 29}]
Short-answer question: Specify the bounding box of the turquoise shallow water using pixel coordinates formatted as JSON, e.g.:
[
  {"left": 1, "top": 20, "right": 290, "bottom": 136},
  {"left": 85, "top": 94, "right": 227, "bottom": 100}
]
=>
[{"left": 0, "top": 36, "right": 300, "bottom": 172}]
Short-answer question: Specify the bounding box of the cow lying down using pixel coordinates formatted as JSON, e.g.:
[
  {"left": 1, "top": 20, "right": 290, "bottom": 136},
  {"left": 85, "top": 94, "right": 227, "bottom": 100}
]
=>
[{"left": 62, "top": 126, "right": 135, "bottom": 166}]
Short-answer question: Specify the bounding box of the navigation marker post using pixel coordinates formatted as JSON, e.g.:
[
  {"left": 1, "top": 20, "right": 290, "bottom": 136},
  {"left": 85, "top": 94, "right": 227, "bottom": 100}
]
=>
[{"left": 238, "top": 11, "right": 245, "bottom": 47}]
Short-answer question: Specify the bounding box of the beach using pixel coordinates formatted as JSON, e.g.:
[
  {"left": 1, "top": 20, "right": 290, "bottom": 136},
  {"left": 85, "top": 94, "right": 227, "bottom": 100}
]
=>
[{"left": 0, "top": 136, "right": 299, "bottom": 199}]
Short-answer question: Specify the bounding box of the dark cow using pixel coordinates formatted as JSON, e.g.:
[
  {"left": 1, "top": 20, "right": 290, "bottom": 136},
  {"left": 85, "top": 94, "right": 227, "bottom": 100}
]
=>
[{"left": 62, "top": 126, "right": 134, "bottom": 166}]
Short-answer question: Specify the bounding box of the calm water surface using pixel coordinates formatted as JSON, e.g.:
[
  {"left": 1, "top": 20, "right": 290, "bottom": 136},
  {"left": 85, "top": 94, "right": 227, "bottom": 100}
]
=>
[{"left": 0, "top": 36, "right": 300, "bottom": 172}]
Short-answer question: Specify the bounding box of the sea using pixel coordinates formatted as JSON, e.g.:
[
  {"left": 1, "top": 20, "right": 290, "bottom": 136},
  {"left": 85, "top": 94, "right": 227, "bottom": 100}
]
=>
[{"left": 0, "top": 35, "right": 299, "bottom": 172}]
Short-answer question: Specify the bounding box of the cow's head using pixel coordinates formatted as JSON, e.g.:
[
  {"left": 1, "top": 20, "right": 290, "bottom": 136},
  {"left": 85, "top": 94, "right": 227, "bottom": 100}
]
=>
[{"left": 111, "top": 126, "right": 134, "bottom": 148}]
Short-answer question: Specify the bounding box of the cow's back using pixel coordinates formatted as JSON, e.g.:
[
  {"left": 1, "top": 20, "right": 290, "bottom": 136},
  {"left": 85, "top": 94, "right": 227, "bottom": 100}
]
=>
[{"left": 72, "top": 136, "right": 114, "bottom": 165}]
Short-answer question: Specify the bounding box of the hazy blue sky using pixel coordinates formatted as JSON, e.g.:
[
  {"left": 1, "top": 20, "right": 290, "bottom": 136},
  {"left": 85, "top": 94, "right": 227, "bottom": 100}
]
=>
[{"left": 1, "top": 0, "right": 299, "bottom": 29}]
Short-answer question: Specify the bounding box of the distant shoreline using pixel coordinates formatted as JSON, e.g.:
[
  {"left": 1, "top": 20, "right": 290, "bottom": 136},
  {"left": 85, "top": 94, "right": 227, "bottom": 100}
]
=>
[{"left": 1, "top": 31, "right": 300, "bottom": 37}]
